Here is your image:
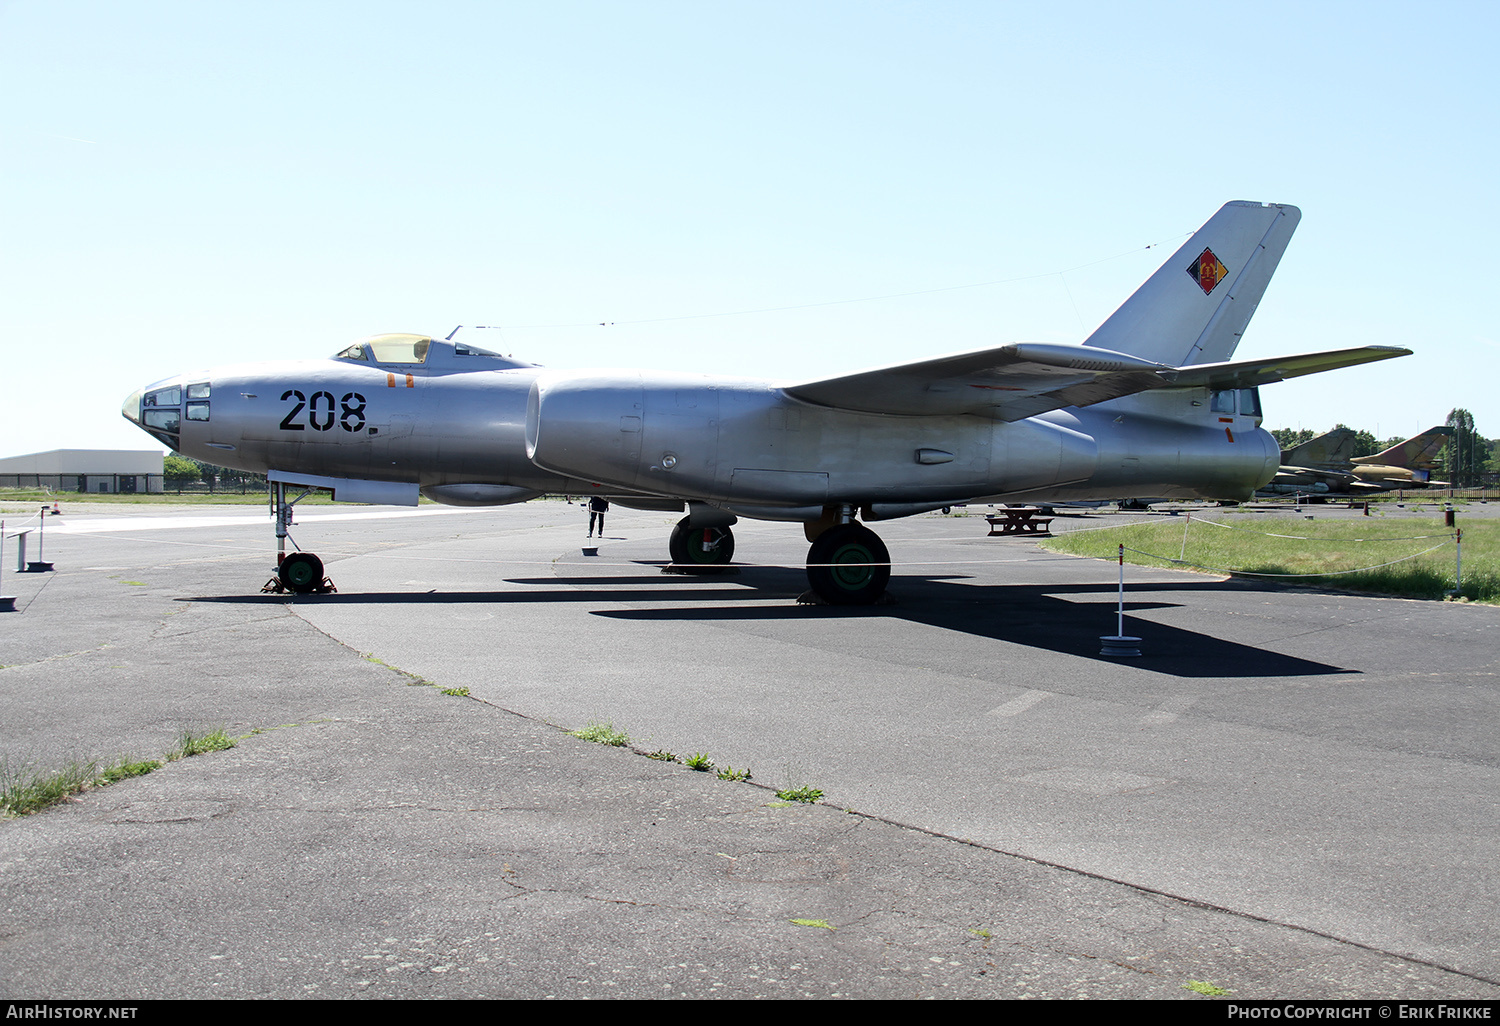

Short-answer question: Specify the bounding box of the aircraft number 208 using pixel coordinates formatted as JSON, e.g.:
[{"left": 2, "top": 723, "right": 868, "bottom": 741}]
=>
[{"left": 279, "top": 390, "right": 367, "bottom": 432}]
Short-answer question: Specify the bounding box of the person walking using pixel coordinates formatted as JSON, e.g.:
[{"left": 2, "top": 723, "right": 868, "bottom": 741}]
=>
[{"left": 587, "top": 496, "right": 609, "bottom": 538}]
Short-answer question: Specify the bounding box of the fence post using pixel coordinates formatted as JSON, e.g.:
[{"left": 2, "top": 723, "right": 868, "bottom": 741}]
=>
[
  {"left": 1455, "top": 526, "right": 1462, "bottom": 597},
  {"left": 1100, "top": 543, "right": 1142, "bottom": 657},
  {"left": 0, "top": 519, "right": 13, "bottom": 611},
  {"left": 26, "top": 506, "right": 54, "bottom": 572}
]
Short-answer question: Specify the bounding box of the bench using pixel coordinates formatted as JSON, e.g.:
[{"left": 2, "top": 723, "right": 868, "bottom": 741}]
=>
[{"left": 985, "top": 509, "right": 1054, "bottom": 536}]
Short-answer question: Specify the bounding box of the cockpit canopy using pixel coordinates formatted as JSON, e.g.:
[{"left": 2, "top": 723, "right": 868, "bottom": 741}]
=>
[{"left": 333, "top": 333, "right": 537, "bottom": 370}]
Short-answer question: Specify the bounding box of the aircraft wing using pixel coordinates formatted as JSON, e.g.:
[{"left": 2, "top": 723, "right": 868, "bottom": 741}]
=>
[
  {"left": 783, "top": 342, "right": 1177, "bottom": 422},
  {"left": 783, "top": 343, "right": 1410, "bottom": 422}
]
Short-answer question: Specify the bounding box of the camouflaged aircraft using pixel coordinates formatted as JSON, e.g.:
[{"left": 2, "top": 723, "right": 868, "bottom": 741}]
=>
[
  {"left": 123, "top": 201, "right": 1409, "bottom": 604},
  {"left": 1263, "top": 425, "right": 1452, "bottom": 496}
]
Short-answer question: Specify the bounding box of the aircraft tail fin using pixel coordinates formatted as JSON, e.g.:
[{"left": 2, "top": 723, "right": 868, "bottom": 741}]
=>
[
  {"left": 1280, "top": 428, "right": 1357, "bottom": 468},
  {"left": 1352, "top": 426, "right": 1453, "bottom": 469},
  {"left": 1084, "top": 201, "right": 1300, "bottom": 366}
]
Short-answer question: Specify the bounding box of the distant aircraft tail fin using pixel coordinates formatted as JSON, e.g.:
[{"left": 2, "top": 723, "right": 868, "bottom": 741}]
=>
[
  {"left": 1084, "top": 201, "right": 1300, "bottom": 367},
  {"left": 1281, "top": 428, "right": 1357, "bottom": 468},
  {"left": 1353, "top": 426, "right": 1453, "bottom": 469}
]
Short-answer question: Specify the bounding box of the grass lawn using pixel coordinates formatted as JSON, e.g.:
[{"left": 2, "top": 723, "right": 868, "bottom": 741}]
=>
[
  {"left": 1043, "top": 511, "right": 1498, "bottom": 604},
  {"left": 0, "top": 488, "right": 330, "bottom": 508}
]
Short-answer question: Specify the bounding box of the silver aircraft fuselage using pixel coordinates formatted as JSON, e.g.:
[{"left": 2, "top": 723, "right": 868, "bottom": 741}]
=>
[{"left": 125, "top": 336, "right": 1279, "bottom": 515}]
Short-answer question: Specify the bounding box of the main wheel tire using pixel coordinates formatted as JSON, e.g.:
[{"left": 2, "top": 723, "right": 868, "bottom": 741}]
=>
[
  {"left": 668, "top": 517, "right": 735, "bottom": 566},
  {"left": 278, "top": 552, "right": 324, "bottom": 594},
  {"left": 806, "top": 523, "right": 890, "bottom": 605}
]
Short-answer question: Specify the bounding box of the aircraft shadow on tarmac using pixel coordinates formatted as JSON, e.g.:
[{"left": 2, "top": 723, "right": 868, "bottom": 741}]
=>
[
  {"left": 185, "top": 560, "right": 1347, "bottom": 679},
  {"left": 581, "top": 566, "right": 1347, "bottom": 680}
]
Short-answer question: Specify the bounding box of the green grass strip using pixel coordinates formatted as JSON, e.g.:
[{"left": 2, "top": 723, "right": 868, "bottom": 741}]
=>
[
  {"left": 2, "top": 729, "right": 239, "bottom": 820},
  {"left": 1045, "top": 515, "right": 1498, "bottom": 602}
]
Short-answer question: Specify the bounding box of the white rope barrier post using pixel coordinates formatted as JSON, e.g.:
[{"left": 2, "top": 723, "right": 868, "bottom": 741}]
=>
[
  {"left": 0, "top": 519, "right": 14, "bottom": 612},
  {"left": 1100, "top": 543, "right": 1141, "bottom": 657},
  {"left": 26, "top": 505, "right": 54, "bottom": 572},
  {"left": 1453, "top": 526, "right": 1463, "bottom": 598}
]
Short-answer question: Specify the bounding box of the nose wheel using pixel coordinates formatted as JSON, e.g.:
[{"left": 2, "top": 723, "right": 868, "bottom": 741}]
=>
[
  {"left": 261, "top": 481, "right": 336, "bottom": 594},
  {"left": 275, "top": 551, "right": 327, "bottom": 594}
]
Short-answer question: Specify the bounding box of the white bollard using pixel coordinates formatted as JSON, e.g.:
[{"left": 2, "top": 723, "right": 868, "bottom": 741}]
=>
[{"left": 1100, "top": 543, "right": 1141, "bottom": 657}]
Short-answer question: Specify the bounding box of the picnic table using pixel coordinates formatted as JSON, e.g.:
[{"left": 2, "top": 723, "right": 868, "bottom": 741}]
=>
[{"left": 985, "top": 506, "right": 1054, "bottom": 536}]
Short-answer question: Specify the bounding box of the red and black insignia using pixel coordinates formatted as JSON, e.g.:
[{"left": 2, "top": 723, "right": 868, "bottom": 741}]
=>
[{"left": 1186, "top": 247, "right": 1228, "bottom": 295}]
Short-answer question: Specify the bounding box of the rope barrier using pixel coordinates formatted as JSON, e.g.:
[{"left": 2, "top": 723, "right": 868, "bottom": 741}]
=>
[
  {"left": 0, "top": 508, "right": 47, "bottom": 532},
  {"left": 1120, "top": 541, "right": 1453, "bottom": 579},
  {"left": 1182, "top": 516, "right": 1449, "bottom": 543}
]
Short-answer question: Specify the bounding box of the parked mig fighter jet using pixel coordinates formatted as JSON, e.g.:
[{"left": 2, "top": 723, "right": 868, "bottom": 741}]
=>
[
  {"left": 1262, "top": 425, "right": 1451, "bottom": 496},
  {"left": 123, "top": 201, "right": 1409, "bottom": 603}
]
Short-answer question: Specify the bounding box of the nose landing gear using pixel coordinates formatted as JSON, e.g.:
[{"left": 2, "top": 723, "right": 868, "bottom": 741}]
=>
[
  {"left": 261, "top": 481, "right": 336, "bottom": 595},
  {"left": 274, "top": 551, "right": 327, "bottom": 594}
]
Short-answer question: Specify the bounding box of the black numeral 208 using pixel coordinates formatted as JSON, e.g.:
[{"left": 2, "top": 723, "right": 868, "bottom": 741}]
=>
[{"left": 280, "top": 390, "right": 366, "bottom": 432}]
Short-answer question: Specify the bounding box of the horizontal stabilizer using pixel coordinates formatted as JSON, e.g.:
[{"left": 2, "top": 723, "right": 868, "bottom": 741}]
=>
[
  {"left": 784, "top": 343, "right": 1410, "bottom": 422},
  {"left": 1159, "top": 346, "right": 1412, "bottom": 390}
]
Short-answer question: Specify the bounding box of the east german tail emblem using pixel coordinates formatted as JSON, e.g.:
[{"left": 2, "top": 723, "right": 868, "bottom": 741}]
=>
[{"left": 1186, "top": 247, "right": 1228, "bottom": 295}]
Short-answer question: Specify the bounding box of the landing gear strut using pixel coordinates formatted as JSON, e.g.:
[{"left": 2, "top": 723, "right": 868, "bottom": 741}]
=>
[
  {"left": 667, "top": 516, "right": 736, "bottom": 568},
  {"left": 262, "top": 481, "right": 335, "bottom": 594},
  {"left": 804, "top": 514, "right": 891, "bottom": 605}
]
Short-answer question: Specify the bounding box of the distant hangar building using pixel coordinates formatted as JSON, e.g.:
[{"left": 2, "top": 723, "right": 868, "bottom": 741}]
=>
[{"left": 0, "top": 450, "right": 164, "bottom": 494}]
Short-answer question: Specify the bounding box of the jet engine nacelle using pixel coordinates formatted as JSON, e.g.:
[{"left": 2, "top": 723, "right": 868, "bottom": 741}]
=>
[{"left": 527, "top": 370, "right": 735, "bottom": 498}]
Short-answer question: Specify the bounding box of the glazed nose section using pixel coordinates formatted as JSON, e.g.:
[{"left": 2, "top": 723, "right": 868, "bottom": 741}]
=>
[
  {"left": 121, "top": 388, "right": 143, "bottom": 427},
  {"left": 123, "top": 380, "right": 186, "bottom": 448}
]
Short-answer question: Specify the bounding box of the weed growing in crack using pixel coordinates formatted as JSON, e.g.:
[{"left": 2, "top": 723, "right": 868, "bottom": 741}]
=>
[{"left": 568, "top": 722, "right": 630, "bottom": 747}]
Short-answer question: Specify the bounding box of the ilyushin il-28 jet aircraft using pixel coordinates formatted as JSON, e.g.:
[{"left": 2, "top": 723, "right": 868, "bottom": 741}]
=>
[{"left": 123, "top": 201, "right": 1409, "bottom": 604}]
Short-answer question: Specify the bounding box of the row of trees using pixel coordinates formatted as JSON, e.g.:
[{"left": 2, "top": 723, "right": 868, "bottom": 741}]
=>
[
  {"left": 1443, "top": 409, "right": 1493, "bottom": 488},
  {"left": 162, "top": 455, "right": 267, "bottom": 491},
  {"left": 1269, "top": 408, "right": 1496, "bottom": 487}
]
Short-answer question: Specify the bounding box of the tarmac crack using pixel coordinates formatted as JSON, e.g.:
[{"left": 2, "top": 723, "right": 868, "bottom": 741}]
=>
[
  {"left": 150, "top": 608, "right": 300, "bottom": 641},
  {"left": 0, "top": 645, "right": 114, "bottom": 671}
]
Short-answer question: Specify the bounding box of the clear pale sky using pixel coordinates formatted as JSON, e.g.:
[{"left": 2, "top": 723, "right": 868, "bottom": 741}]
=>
[{"left": 3, "top": 0, "right": 1496, "bottom": 459}]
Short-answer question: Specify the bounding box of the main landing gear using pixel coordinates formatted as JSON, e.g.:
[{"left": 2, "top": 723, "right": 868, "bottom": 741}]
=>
[
  {"left": 261, "top": 481, "right": 336, "bottom": 595},
  {"left": 668, "top": 516, "right": 735, "bottom": 567},
  {"left": 803, "top": 517, "right": 891, "bottom": 606},
  {"left": 664, "top": 504, "right": 893, "bottom": 604}
]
